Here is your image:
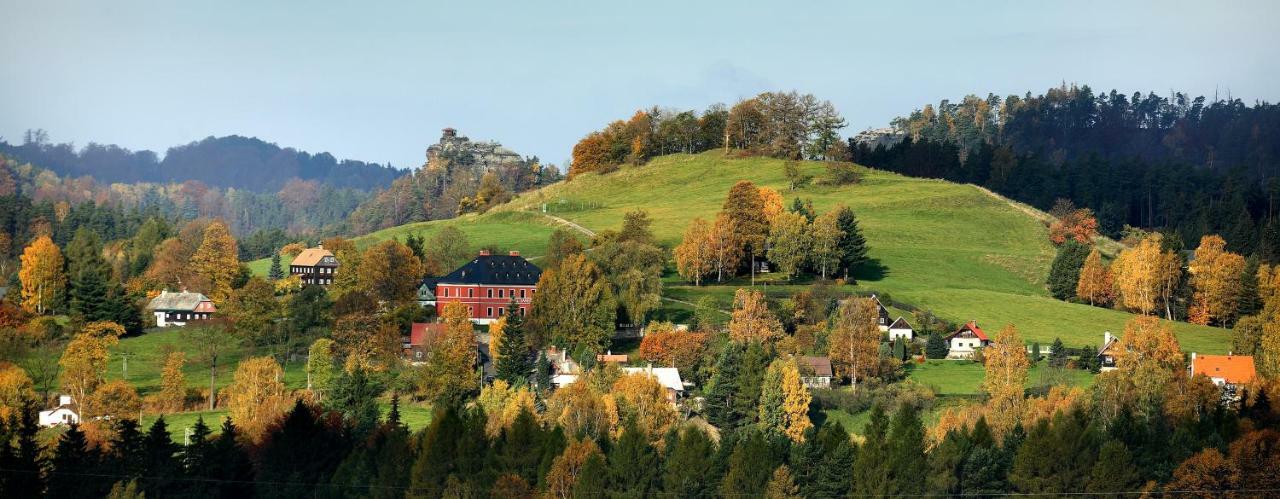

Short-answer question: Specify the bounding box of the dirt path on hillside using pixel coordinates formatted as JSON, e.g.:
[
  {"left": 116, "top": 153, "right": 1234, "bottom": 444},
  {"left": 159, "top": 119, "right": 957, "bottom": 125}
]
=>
[
  {"left": 539, "top": 213, "right": 596, "bottom": 238},
  {"left": 661, "top": 296, "right": 731, "bottom": 316}
]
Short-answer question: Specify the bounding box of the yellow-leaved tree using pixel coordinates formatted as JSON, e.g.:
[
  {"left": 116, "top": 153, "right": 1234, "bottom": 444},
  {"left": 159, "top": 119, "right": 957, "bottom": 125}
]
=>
[
  {"left": 759, "top": 186, "right": 785, "bottom": 225},
  {"left": 758, "top": 357, "right": 812, "bottom": 442},
  {"left": 674, "top": 217, "right": 714, "bottom": 286},
  {"left": 828, "top": 297, "right": 882, "bottom": 387},
  {"left": 226, "top": 356, "right": 289, "bottom": 442},
  {"left": 413, "top": 302, "right": 479, "bottom": 405},
  {"left": 611, "top": 372, "right": 677, "bottom": 443},
  {"left": 18, "top": 235, "right": 65, "bottom": 314},
  {"left": 1075, "top": 248, "right": 1113, "bottom": 306},
  {"left": 1187, "top": 234, "right": 1245, "bottom": 326},
  {"left": 358, "top": 239, "right": 423, "bottom": 304},
  {"left": 1116, "top": 315, "right": 1183, "bottom": 411},
  {"left": 156, "top": 351, "right": 187, "bottom": 412},
  {"left": 58, "top": 321, "right": 124, "bottom": 418},
  {"left": 1113, "top": 235, "right": 1181, "bottom": 318},
  {"left": 982, "top": 324, "right": 1030, "bottom": 435},
  {"left": 189, "top": 220, "right": 240, "bottom": 304},
  {"left": 0, "top": 364, "right": 36, "bottom": 420},
  {"left": 545, "top": 439, "right": 604, "bottom": 499},
  {"left": 728, "top": 289, "right": 783, "bottom": 344}
]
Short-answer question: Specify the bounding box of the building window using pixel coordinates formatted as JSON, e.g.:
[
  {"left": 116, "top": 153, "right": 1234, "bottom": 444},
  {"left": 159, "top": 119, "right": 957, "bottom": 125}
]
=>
[
  {"left": 488, "top": 289, "right": 494, "bottom": 298},
  {"left": 520, "top": 307, "right": 526, "bottom": 316},
  {"left": 498, "top": 307, "right": 504, "bottom": 316},
  {"left": 520, "top": 289, "right": 526, "bottom": 298},
  {"left": 468, "top": 289, "right": 474, "bottom": 298},
  {"left": 498, "top": 289, "right": 504, "bottom": 298},
  {"left": 486, "top": 307, "right": 493, "bottom": 317}
]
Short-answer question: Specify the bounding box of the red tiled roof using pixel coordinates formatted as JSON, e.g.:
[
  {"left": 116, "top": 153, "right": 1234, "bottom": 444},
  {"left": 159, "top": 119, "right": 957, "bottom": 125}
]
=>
[
  {"left": 1191, "top": 355, "right": 1257, "bottom": 384},
  {"left": 410, "top": 323, "right": 447, "bottom": 347},
  {"left": 946, "top": 321, "right": 989, "bottom": 341}
]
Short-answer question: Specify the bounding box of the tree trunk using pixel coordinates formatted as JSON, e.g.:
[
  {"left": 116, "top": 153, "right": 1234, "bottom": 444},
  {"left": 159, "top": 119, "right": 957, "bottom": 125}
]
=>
[{"left": 208, "top": 358, "right": 217, "bottom": 411}]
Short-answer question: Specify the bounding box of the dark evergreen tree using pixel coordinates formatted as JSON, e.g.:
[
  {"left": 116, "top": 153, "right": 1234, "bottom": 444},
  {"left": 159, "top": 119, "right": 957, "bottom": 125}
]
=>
[
  {"left": 496, "top": 298, "right": 531, "bottom": 384},
  {"left": 852, "top": 405, "right": 891, "bottom": 496},
  {"left": 534, "top": 355, "right": 553, "bottom": 393},
  {"left": 960, "top": 446, "right": 1010, "bottom": 495},
  {"left": 324, "top": 367, "right": 385, "bottom": 435},
  {"left": 47, "top": 423, "right": 102, "bottom": 497},
  {"left": 576, "top": 453, "right": 609, "bottom": 498},
  {"left": 789, "top": 197, "right": 816, "bottom": 222},
  {"left": 66, "top": 228, "right": 113, "bottom": 321},
  {"left": 1085, "top": 440, "right": 1141, "bottom": 496},
  {"left": 269, "top": 251, "right": 284, "bottom": 281},
  {"left": 663, "top": 426, "right": 717, "bottom": 498},
  {"left": 2, "top": 403, "right": 45, "bottom": 497},
  {"left": 927, "top": 423, "right": 972, "bottom": 495},
  {"left": 1048, "top": 338, "right": 1068, "bottom": 368},
  {"left": 409, "top": 406, "right": 465, "bottom": 497},
  {"left": 256, "top": 400, "right": 351, "bottom": 498},
  {"left": 835, "top": 206, "right": 869, "bottom": 279},
  {"left": 608, "top": 422, "right": 659, "bottom": 497},
  {"left": 1047, "top": 240, "right": 1090, "bottom": 300},
  {"left": 208, "top": 418, "right": 255, "bottom": 498},
  {"left": 288, "top": 284, "right": 333, "bottom": 338},
  {"left": 107, "top": 419, "right": 146, "bottom": 481},
  {"left": 141, "top": 416, "right": 182, "bottom": 496},
  {"left": 497, "top": 408, "right": 545, "bottom": 486},
  {"left": 1030, "top": 341, "right": 1041, "bottom": 364},
  {"left": 180, "top": 417, "right": 215, "bottom": 497},
  {"left": 719, "top": 430, "right": 779, "bottom": 497},
  {"left": 1238, "top": 255, "right": 1262, "bottom": 318},
  {"left": 704, "top": 343, "right": 742, "bottom": 429},
  {"left": 886, "top": 404, "right": 928, "bottom": 495},
  {"left": 926, "top": 332, "right": 949, "bottom": 359}
]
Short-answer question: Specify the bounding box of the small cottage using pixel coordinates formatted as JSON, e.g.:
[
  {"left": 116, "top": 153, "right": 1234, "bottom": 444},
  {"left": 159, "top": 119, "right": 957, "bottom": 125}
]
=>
[
  {"left": 38, "top": 395, "right": 80, "bottom": 427},
  {"left": 417, "top": 278, "right": 439, "bottom": 307},
  {"left": 146, "top": 290, "right": 216, "bottom": 327},
  {"left": 621, "top": 366, "right": 686, "bottom": 402},
  {"left": 945, "top": 320, "right": 990, "bottom": 359},
  {"left": 888, "top": 317, "right": 914, "bottom": 341},
  {"left": 1098, "top": 331, "right": 1120, "bottom": 372},
  {"left": 1189, "top": 353, "right": 1256, "bottom": 401},
  {"left": 797, "top": 356, "right": 834, "bottom": 388}
]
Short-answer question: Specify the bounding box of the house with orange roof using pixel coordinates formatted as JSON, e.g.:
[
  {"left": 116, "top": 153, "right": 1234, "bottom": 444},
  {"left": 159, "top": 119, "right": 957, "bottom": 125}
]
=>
[
  {"left": 944, "top": 320, "right": 990, "bottom": 359},
  {"left": 290, "top": 245, "right": 339, "bottom": 286},
  {"left": 1189, "top": 352, "right": 1256, "bottom": 401}
]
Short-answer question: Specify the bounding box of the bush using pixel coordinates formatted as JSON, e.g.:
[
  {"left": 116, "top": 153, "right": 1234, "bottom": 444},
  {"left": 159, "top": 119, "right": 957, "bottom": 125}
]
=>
[
  {"left": 810, "top": 380, "right": 936, "bottom": 415},
  {"left": 925, "top": 333, "right": 949, "bottom": 359}
]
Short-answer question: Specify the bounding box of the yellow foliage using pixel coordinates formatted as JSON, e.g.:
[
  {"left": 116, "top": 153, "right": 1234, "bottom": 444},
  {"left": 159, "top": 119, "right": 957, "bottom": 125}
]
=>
[
  {"left": 611, "top": 372, "right": 677, "bottom": 443},
  {"left": 18, "top": 235, "right": 65, "bottom": 314},
  {"left": 59, "top": 327, "right": 120, "bottom": 418},
  {"left": 982, "top": 324, "right": 1030, "bottom": 434},
  {"left": 828, "top": 297, "right": 881, "bottom": 384},
  {"left": 226, "top": 356, "right": 289, "bottom": 442},
  {"left": 0, "top": 363, "right": 35, "bottom": 420},
  {"left": 1187, "top": 235, "right": 1245, "bottom": 325},
  {"left": 189, "top": 220, "right": 239, "bottom": 304},
  {"left": 728, "top": 289, "right": 783, "bottom": 344}
]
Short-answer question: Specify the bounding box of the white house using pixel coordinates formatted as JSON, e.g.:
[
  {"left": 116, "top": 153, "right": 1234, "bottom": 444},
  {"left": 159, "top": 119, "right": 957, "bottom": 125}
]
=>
[
  {"left": 1098, "top": 331, "right": 1120, "bottom": 372},
  {"left": 945, "top": 320, "right": 990, "bottom": 359},
  {"left": 871, "top": 294, "right": 891, "bottom": 332},
  {"left": 145, "top": 290, "right": 216, "bottom": 327},
  {"left": 888, "top": 317, "right": 914, "bottom": 341},
  {"left": 797, "top": 356, "right": 833, "bottom": 389},
  {"left": 38, "top": 395, "right": 80, "bottom": 427},
  {"left": 621, "top": 366, "right": 686, "bottom": 402}
]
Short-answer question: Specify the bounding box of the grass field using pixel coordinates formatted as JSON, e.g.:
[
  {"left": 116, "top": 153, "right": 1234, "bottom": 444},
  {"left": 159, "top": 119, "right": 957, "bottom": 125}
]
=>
[
  {"left": 905, "top": 359, "right": 1096, "bottom": 396},
  {"left": 135, "top": 401, "right": 435, "bottom": 443},
  {"left": 104, "top": 327, "right": 309, "bottom": 397}
]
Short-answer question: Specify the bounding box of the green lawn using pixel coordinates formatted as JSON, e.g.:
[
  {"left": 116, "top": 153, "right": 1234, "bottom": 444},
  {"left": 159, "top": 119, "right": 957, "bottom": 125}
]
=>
[
  {"left": 905, "top": 359, "right": 1095, "bottom": 396},
  {"left": 105, "top": 327, "right": 309, "bottom": 397}
]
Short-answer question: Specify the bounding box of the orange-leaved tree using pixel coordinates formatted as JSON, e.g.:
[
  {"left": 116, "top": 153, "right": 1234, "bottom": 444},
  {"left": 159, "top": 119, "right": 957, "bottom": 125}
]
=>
[
  {"left": 1075, "top": 248, "right": 1114, "bottom": 306},
  {"left": 1187, "top": 234, "right": 1245, "bottom": 326},
  {"left": 674, "top": 217, "right": 714, "bottom": 286},
  {"left": 728, "top": 289, "right": 783, "bottom": 344},
  {"left": 1048, "top": 208, "right": 1098, "bottom": 245},
  {"left": 18, "top": 235, "right": 65, "bottom": 314},
  {"left": 982, "top": 324, "right": 1030, "bottom": 435}
]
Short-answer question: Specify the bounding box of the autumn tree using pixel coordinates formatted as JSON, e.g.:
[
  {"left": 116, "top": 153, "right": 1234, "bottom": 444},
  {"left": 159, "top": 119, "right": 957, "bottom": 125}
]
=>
[
  {"left": 414, "top": 302, "right": 480, "bottom": 406},
  {"left": 611, "top": 373, "right": 677, "bottom": 443},
  {"left": 59, "top": 322, "right": 123, "bottom": 418},
  {"left": 765, "top": 465, "right": 802, "bottom": 499},
  {"left": 1113, "top": 235, "right": 1182, "bottom": 318},
  {"left": 359, "top": 240, "right": 424, "bottom": 304},
  {"left": 1165, "top": 448, "right": 1240, "bottom": 496},
  {"left": 1048, "top": 208, "right": 1099, "bottom": 245},
  {"left": 810, "top": 210, "right": 843, "bottom": 279},
  {"left": 758, "top": 358, "right": 813, "bottom": 442},
  {"left": 18, "top": 235, "right": 65, "bottom": 314},
  {"left": 767, "top": 211, "right": 812, "bottom": 279},
  {"left": 543, "top": 228, "right": 584, "bottom": 271},
  {"left": 305, "top": 338, "right": 336, "bottom": 401},
  {"left": 332, "top": 313, "right": 399, "bottom": 373},
  {"left": 722, "top": 181, "right": 770, "bottom": 275},
  {"left": 544, "top": 378, "right": 616, "bottom": 440},
  {"left": 189, "top": 220, "right": 239, "bottom": 304},
  {"left": 0, "top": 363, "right": 36, "bottom": 420},
  {"left": 185, "top": 320, "right": 237, "bottom": 410},
  {"left": 1187, "top": 234, "right": 1246, "bottom": 325},
  {"left": 674, "top": 217, "right": 714, "bottom": 286},
  {"left": 545, "top": 439, "right": 604, "bottom": 499},
  {"left": 425, "top": 226, "right": 472, "bottom": 273},
  {"left": 329, "top": 247, "right": 362, "bottom": 299},
  {"left": 226, "top": 277, "right": 282, "bottom": 349},
  {"left": 526, "top": 254, "right": 616, "bottom": 353},
  {"left": 156, "top": 352, "right": 187, "bottom": 412},
  {"left": 638, "top": 321, "right": 709, "bottom": 374},
  {"left": 88, "top": 379, "right": 141, "bottom": 422},
  {"left": 829, "top": 297, "right": 882, "bottom": 386},
  {"left": 982, "top": 324, "right": 1030, "bottom": 435},
  {"left": 225, "top": 356, "right": 289, "bottom": 442},
  {"left": 759, "top": 186, "right": 785, "bottom": 225},
  {"left": 1116, "top": 315, "right": 1183, "bottom": 410},
  {"left": 728, "top": 289, "right": 783, "bottom": 344},
  {"left": 1075, "top": 248, "right": 1114, "bottom": 306},
  {"left": 709, "top": 213, "right": 743, "bottom": 282}
]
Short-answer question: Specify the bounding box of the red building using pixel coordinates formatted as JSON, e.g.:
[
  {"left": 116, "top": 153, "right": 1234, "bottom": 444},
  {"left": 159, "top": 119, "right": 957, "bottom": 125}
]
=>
[{"left": 434, "top": 250, "right": 541, "bottom": 324}]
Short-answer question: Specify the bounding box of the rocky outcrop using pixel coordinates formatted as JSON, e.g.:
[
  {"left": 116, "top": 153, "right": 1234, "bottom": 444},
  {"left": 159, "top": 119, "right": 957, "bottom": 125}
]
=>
[{"left": 424, "top": 128, "right": 523, "bottom": 172}]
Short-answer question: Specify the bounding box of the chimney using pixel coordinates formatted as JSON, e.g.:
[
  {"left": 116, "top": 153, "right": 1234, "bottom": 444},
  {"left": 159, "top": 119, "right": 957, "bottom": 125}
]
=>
[
  {"left": 317, "top": 242, "right": 323, "bottom": 249},
  {"left": 479, "top": 249, "right": 491, "bottom": 256},
  {"left": 59, "top": 395, "right": 72, "bottom": 406},
  {"left": 1104, "top": 331, "right": 1113, "bottom": 344},
  {"left": 509, "top": 250, "right": 520, "bottom": 257}
]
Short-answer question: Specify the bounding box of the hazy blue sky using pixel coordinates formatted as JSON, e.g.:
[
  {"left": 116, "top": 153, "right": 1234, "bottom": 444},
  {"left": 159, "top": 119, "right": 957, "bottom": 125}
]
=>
[{"left": 3, "top": 0, "right": 1278, "bottom": 170}]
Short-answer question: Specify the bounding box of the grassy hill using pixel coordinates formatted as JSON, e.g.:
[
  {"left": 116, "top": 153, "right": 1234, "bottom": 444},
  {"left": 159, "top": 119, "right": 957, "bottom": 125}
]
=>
[{"left": 252, "top": 151, "right": 1231, "bottom": 353}]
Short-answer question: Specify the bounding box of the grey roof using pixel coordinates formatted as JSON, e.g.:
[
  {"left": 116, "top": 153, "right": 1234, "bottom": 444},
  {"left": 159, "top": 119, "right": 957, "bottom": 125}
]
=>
[
  {"left": 438, "top": 253, "right": 541, "bottom": 286},
  {"left": 146, "top": 290, "right": 212, "bottom": 312}
]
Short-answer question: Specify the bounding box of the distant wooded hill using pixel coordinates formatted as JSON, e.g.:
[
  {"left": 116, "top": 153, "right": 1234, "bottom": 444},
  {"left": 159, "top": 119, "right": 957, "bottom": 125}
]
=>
[{"left": 0, "top": 132, "right": 405, "bottom": 192}]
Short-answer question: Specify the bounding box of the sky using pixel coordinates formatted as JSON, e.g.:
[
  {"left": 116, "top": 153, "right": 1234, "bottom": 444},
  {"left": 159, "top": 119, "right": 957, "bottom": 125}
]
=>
[{"left": 3, "top": 0, "right": 1279, "bottom": 170}]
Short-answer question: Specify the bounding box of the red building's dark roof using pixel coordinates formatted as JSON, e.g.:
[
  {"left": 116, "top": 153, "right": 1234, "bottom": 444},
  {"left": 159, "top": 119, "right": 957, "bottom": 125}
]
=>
[{"left": 438, "top": 251, "right": 541, "bottom": 286}]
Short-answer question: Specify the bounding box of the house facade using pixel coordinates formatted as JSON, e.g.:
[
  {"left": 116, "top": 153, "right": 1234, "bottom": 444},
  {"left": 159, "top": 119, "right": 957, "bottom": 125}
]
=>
[
  {"left": 434, "top": 250, "right": 541, "bottom": 325},
  {"left": 621, "top": 366, "right": 686, "bottom": 402},
  {"left": 290, "top": 246, "right": 339, "bottom": 286},
  {"left": 798, "top": 356, "right": 834, "bottom": 388},
  {"left": 146, "top": 290, "right": 216, "bottom": 327},
  {"left": 417, "top": 278, "right": 439, "bottom": 307},
  {"left": 38, "top": 395, "right": 80, "bottom": 427},
  {"left": 945, "top": 320, "right": 990, "bottom": 359},
  {"left": 888, "top": 317, "right": 914, "bottom": 341},
  {"left": 871, "top": 294, "right": 891, "bottom": 331}
]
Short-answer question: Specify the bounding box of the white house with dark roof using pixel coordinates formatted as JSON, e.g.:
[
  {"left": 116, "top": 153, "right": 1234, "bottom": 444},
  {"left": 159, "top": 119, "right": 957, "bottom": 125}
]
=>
[
  {"left": 871, "top": 294, "right": 891, "bottom": 331},
  {"left": 146, "top": 290, "right": 216, "bottom": 327},
  {"left": 888, "top": 317, "right": 914, "bottom": 341}
]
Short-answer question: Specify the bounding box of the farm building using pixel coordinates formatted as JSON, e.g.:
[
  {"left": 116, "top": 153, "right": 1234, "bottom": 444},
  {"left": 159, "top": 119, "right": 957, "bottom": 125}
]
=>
[
  {"left": 290, "top": 246, "right": 339, "bottom": 286},
  {"left": 146, "top": 290, "right": 216, "bottom": 327},
  {"left": 38, "top": 395, "right": 80, "bottom": 427},
  {"left": 888, "top": 317, "right": 914, "bottom": 341},
  {"left": 798, "top": 356, "right": 834, "bottom": 388}
]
